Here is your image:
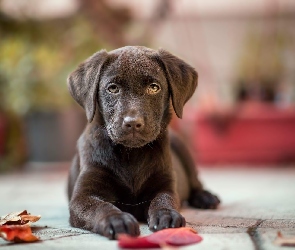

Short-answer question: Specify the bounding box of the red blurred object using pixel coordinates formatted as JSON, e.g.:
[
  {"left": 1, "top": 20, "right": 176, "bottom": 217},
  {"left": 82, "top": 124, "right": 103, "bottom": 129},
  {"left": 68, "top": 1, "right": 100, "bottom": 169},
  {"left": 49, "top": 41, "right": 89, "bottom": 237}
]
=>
[
  {"left": 183, "top": 103, "right": 295, "bottom": 164},
  {"left": 118, "top": 227, "right": 202, "bottom": 248}
]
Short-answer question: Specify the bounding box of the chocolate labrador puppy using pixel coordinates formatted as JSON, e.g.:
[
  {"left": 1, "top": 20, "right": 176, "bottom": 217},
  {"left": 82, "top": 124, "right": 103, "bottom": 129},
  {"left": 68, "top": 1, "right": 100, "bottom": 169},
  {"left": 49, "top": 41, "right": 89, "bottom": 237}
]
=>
[{"left": 67, "top": 46, "right": 220, "bottom": 239}]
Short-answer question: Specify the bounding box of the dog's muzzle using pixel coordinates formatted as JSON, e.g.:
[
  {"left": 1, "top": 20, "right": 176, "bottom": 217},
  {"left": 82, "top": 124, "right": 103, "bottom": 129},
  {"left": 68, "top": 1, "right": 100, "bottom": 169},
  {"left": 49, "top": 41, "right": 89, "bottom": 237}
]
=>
[{"left": 107, "top": 115, "right": 158, "bottom": 148}]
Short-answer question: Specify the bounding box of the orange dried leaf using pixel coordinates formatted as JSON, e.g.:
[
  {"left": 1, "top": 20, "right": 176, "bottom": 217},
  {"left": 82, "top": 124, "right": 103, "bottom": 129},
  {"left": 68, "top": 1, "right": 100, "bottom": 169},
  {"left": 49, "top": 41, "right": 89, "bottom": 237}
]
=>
[
  {"left": 20, "top": 214, "right": 41, "bottom": 224},
  {"left": 118, "top": 227, "right": 202, "bottom": 248},
  {"left": 0, "top": 225, "right": 39, "bottom": 243},
  {"left": 0, "top": 210, "right": 41, "bottom": 226}
]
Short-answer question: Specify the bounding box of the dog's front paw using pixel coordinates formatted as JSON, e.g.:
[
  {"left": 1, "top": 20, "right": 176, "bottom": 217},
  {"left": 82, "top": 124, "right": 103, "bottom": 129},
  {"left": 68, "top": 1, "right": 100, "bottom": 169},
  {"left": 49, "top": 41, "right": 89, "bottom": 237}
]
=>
[
  {"left": 188, "top": 189, "right": 220, "bottom": 209},
  {"left": 148, "top": 209, "right": 186, "bottom": 231},
  {"left": 94, "top": 212, "right": 140, "bottom": 240}
]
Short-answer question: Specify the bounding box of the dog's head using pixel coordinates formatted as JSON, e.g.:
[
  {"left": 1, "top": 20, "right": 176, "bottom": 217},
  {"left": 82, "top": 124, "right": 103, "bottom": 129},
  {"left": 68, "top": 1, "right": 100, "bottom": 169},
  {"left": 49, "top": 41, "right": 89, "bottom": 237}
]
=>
[{"left": 68, "top": 46, "right": 197, "bottom": 148}]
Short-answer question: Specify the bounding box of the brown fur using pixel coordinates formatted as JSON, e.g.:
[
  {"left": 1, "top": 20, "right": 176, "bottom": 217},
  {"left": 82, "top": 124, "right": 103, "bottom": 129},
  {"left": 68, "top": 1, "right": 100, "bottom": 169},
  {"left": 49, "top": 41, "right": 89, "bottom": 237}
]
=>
[{"left": 67, "top": 46, "right": 220, "bottom": 239}]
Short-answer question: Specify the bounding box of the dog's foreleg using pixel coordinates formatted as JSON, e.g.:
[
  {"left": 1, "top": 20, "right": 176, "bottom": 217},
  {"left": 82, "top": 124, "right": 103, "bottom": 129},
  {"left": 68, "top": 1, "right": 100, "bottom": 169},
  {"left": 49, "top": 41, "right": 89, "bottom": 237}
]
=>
[
  {"left": 69, "top": 168, "right": 140, "bottom": 239},
  {"left": 147, "top": 191, "right": 185, "bottom": 231}
]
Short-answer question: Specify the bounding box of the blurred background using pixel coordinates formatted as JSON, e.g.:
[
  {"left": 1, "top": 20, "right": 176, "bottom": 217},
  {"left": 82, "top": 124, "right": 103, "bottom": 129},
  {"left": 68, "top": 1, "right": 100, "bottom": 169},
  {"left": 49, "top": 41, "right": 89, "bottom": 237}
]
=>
[{"left": 0, "top": 0, "right": 295, "bottom": 171}]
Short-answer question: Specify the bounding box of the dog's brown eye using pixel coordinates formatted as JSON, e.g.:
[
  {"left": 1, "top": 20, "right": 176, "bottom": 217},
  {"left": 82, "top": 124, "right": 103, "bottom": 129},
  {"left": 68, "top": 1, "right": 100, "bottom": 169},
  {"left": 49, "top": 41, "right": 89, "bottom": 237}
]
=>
[
  {"left": 107, "top": 84, "right": 119, "bottom": 94},
  {"left": 147, "top": 83, "right": 160, "bottom": 95}
]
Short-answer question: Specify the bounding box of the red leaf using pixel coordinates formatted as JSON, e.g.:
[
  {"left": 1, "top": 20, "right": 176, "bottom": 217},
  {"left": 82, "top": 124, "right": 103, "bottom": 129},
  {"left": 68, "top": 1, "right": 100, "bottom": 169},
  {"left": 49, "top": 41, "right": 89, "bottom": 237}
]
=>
[
  {"left": 0, "top": 225, "right": 39, "bottom": 243},
  {"left": 149, "top": 227, "right": 202, "bottom": 246},
  {"left": 118, "top": 227, "right": 202, "bottom": 248},
  {"left": 118, "top": 234, "right": 159, "bottom": 248}
]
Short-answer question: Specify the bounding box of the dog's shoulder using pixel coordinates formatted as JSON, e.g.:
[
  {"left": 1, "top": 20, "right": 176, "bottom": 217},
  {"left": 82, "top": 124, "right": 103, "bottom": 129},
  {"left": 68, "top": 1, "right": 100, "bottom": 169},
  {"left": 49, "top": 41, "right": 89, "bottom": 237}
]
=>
[{"left": 77, "top": 123, "right": 114, "bottom": 166}]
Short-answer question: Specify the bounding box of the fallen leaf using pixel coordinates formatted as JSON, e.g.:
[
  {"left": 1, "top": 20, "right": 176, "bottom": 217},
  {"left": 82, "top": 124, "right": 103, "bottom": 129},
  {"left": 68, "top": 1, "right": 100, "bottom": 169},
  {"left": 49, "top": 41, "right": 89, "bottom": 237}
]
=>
[
  {"left": 0, "top": 225, "right": 39, "bottom": 243},
  {"left": 0, "top": 210, "right": 41, "bottom": 243},
  {"left": 0, "top": 210, "right": 41, "bottom": 226},
  {"left": 274, "top": 231, "right": 295, "bottom": 246},
  {"left": 118, "top": 234, "right": 159, "bottom": 248},
  {"left": 20, "top": 214, "right": 41, "bottom": 224},
  {"left": 118, "top": 227, "right": 202, "bottom": 248},
  {"left": 149, "top": 227, "right": 202, "bottom": 246}
]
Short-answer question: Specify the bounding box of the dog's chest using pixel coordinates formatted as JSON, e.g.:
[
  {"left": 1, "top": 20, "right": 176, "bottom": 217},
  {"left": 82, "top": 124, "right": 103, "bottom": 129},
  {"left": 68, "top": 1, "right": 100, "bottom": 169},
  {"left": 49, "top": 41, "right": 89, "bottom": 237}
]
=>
[
  {"left": 89, "top": 131, "right": 168, "bottom": 197},
  {"left": 115, "top": 152, "right": 153, "bottom": 195}
]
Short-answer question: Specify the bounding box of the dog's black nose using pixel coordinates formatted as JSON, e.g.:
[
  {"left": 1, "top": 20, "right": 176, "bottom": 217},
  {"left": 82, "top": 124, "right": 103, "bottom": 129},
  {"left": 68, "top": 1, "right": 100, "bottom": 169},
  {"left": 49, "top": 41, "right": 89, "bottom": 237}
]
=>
[{"left": 123, "top": 116, "right": 144, "bottom": 131}]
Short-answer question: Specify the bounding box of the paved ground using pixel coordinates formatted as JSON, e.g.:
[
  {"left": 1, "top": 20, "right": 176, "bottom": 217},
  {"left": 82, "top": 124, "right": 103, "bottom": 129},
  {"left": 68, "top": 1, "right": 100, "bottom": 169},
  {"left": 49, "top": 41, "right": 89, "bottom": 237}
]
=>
[{"left": 0, "top": 163, "right": 295, "bottom": 249}]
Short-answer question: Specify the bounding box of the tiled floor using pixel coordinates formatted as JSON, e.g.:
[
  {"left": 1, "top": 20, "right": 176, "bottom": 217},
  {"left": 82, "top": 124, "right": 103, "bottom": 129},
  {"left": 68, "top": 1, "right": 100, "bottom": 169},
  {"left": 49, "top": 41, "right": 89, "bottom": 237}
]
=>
[{"left": 0, "top": 164, "right": 295, "bottom": 249}]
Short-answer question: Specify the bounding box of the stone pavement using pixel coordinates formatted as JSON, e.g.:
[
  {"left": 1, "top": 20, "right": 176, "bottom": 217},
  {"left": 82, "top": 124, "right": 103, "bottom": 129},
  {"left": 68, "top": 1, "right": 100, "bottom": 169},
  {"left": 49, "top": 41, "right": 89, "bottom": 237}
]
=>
[{"left": 0, "top": 164, "right": 295, "bottom": 249}]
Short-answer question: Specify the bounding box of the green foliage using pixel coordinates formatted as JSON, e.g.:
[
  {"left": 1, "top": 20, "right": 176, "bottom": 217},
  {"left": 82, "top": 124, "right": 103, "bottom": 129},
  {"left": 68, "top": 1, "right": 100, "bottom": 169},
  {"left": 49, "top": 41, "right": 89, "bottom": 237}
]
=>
[{"left": 0, "top": 15, "right": 105, "bottom": 115}]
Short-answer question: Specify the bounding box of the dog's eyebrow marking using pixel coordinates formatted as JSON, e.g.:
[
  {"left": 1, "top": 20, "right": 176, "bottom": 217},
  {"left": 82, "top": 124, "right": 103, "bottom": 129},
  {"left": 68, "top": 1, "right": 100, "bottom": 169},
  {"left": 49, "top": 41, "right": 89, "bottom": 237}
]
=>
[
  {"left": 104, "top": 77, "right": 123, "bottom": 85},
  {"left": 103, "top": 75, "right": 163, "bottom": 91},
  {"left": 144, "top": 75, "right": 161, "bottom": 84}
]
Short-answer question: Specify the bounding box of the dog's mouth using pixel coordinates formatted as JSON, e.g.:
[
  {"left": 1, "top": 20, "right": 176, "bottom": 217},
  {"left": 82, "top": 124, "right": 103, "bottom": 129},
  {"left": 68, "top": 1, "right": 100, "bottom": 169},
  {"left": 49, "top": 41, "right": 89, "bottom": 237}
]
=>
[{"left": 108, "top": 130, "right": 157, "bottom": 148}]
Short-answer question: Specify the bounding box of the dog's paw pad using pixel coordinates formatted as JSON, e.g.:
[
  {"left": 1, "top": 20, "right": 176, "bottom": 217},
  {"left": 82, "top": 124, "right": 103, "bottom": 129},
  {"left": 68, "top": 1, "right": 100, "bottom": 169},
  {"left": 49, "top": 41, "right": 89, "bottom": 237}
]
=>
[
  {"left": 94, "top": 212, "right": 140, "bottom": 239},
  {"left": 148, "top": 209, "right": 186, "bottom": 231},
  {"left": 188, "top": 189, "right": 220, "bottom": 209}
]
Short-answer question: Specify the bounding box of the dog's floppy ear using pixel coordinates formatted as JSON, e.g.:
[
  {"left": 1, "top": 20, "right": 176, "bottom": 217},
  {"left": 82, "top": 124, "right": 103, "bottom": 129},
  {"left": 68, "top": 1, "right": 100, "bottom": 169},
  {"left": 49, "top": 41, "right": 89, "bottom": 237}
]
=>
[
  {"left": 158, "top": 49, "right": 198, "bottom": 118},
  {"left": 67, "top": 50, "right": 108, "bottom": 123}
]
